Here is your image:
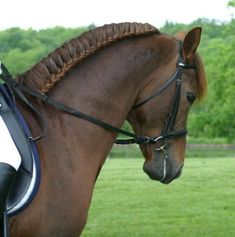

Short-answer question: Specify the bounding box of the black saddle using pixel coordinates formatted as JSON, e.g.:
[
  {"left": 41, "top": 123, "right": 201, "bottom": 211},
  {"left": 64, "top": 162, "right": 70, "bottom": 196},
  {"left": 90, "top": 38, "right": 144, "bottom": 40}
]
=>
[{"left": 0, "top": 85, "right": 40, "bottom": 216}]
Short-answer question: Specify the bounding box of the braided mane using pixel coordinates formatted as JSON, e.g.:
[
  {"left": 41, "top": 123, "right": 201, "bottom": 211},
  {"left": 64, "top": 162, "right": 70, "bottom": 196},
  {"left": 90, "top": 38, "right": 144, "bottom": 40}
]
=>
[{"left": 17, "top": 23, "right": 159, "bottom": 93}]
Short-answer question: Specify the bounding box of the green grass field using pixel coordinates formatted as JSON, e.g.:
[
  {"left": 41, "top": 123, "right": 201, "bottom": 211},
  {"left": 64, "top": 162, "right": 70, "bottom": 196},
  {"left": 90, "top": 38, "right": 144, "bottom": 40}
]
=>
[{"left": 81, "top": 158, "right": 235, "bottom": 237}]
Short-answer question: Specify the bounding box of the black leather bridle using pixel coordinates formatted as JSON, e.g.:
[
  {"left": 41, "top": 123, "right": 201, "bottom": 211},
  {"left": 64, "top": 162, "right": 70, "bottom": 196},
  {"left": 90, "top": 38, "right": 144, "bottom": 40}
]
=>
[
  {"left": 0, "top": 44, "right": 196, "bottom": 150},
  {"left": 131, "top": 49, "right": 197, "bottom": 151}
]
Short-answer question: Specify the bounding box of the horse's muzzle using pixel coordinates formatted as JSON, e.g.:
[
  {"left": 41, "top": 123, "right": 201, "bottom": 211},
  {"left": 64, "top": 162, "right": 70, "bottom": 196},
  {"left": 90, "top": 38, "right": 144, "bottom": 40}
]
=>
[{"left": 143, "top": 156, "right": 184, "bottom": 184}]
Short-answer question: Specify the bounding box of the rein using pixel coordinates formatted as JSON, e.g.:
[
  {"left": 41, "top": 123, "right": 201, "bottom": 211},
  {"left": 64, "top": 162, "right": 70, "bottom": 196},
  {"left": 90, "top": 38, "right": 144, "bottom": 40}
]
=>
[
  {"left": 0, "top": 46, "right": 196, "bottom": 147},
  {"left": 0, "top": 63, "right": 154, "bottom": 144}
]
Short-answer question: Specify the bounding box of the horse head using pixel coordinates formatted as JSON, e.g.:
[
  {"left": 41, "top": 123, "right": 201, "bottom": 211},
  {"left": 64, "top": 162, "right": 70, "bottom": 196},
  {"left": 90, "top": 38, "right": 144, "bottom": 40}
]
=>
[{"left": 127, "top": 27, "right": 206, "bottom": 184}]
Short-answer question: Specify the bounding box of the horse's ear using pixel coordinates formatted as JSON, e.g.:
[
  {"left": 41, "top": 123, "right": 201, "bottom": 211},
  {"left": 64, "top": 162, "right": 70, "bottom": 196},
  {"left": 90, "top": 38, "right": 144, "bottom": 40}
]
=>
[{"left": 182, "top": 27, "right": 202, "bottom": 62}]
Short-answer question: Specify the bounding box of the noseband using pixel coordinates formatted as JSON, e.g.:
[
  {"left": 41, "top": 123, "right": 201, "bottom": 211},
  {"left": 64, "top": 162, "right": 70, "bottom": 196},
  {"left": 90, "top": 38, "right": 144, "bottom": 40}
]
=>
[{"left": 0, "top": 44, "right": 196, "bottom": 153}]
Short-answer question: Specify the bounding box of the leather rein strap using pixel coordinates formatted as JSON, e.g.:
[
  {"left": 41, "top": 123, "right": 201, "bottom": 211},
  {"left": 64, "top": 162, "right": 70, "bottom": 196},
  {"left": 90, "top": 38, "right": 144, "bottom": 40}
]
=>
[
  {"left": 0, "top": 46, "right": 196, "bottom": 146},
  {"left": 0, "top": 63, "right": 152, "bottom": 144}
]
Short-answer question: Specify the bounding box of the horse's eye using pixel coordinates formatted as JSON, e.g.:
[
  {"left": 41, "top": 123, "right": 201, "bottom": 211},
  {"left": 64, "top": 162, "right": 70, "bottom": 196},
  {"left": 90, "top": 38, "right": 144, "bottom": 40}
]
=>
[{"left": 186, "top": 92, "right": 196, "bottom": 104}]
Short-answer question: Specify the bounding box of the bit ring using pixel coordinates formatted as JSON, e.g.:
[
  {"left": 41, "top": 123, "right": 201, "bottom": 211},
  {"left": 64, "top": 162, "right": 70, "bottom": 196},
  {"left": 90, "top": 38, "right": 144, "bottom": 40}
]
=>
[{"left": 153, "top": 136, "right": 166, "bottom": 151}]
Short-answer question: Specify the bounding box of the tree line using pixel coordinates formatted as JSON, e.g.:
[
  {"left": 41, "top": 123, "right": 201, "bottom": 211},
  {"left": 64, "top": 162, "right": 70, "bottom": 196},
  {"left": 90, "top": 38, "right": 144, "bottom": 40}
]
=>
[{"left": 0, "top": 19, "right": 234, "bottom": 143}]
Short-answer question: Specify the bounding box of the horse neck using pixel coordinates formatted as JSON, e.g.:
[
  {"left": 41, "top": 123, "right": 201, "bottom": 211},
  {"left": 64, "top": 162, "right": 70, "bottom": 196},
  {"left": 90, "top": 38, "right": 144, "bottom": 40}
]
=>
[{"left": 40, "top": 36, "right": 163, "bottom": 159}]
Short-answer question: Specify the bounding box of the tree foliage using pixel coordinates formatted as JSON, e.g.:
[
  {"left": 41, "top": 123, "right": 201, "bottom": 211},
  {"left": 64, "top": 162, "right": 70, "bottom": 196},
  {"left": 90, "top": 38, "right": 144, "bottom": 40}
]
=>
[
  {"left": 228, "top": 0, "right": 235, "bottom": 7},
  {"left": 0, "top": 26, "right": 88, "bottom": 75},
  {"left": 0, "top": 19, "right": 234, "bottom": 142}
]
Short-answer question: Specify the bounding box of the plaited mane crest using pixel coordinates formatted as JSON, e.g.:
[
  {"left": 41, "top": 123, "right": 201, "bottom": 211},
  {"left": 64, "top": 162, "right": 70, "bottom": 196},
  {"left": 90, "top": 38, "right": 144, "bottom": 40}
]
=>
[{"left": 17, "top": 23, "right": 159, "bottom": 93}]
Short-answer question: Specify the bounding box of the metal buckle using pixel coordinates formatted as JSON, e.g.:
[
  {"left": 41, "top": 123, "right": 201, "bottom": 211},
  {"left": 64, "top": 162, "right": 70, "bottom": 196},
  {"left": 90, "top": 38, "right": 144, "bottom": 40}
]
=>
[
  {"left": 143, "top": 137, "right": 151, "bottom": 144},
  {"left": 153, "top": 136, "right": 166, "bottom": 151},
  {"left": 178, "top": 62, "right": 185, "bottom": 68}
]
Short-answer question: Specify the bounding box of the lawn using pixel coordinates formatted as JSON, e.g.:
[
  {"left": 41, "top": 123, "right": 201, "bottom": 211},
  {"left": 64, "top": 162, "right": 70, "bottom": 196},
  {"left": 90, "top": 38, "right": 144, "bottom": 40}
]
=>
[{"left": 81, "top": 157, "right": 235, "bottom": 237}]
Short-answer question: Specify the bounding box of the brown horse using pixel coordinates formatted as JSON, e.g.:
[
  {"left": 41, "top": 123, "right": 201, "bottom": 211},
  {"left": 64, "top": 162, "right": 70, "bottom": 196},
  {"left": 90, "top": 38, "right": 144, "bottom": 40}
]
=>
[{"left": 8, "top": 23, "right": 206, "bottom": 236}]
